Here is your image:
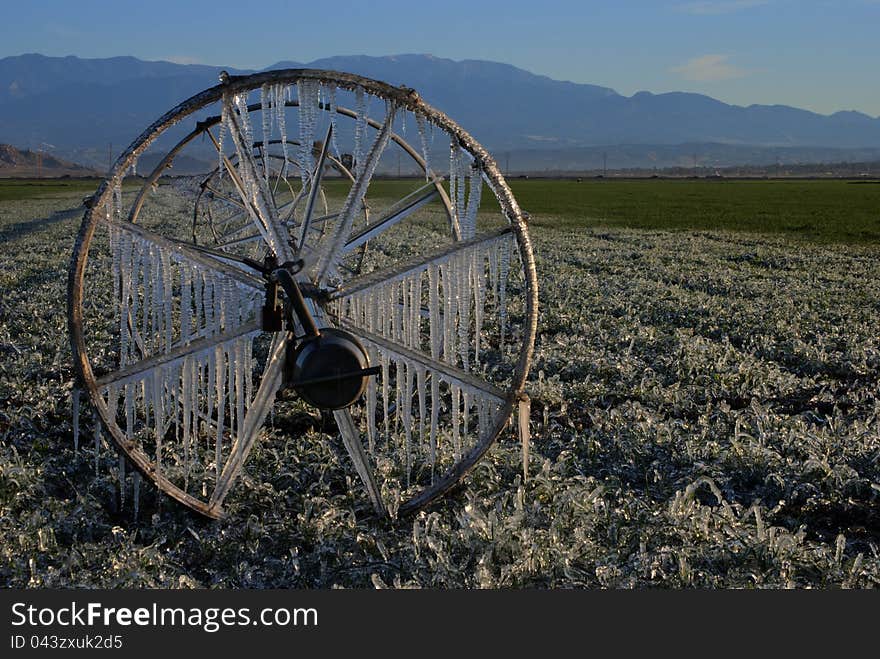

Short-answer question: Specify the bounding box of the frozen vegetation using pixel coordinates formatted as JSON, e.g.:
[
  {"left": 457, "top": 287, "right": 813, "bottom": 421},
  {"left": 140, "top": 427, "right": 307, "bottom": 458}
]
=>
[{"left": 1, "top": 190, "right": 878, "bottom": 588}]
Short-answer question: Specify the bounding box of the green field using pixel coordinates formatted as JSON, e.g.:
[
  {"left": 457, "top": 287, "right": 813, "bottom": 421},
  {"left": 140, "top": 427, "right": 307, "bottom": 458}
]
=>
[
  {"left": 0, "top": 178, "right": 105, "bottom": 202},
  {"left": 508, "top": 178, "right": 880, "bottom": 243},
  {"left": 351, "top": 178, "right": 880, "bottom": 244},
  {"left": 4, "top": 177, "right": 880, "bottom": 243}
]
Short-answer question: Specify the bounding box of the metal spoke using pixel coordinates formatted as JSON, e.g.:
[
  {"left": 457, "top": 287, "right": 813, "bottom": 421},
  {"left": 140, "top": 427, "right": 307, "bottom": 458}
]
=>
[
  {"left": 164, "top": 237, "right": 265, "bottom": 274},
  {"left": 208, "top": 332, "right": 288, "bottom": 513},
  {"left": 334, "top": 409, "right": 386, "bottom": 516},
  {"left": 315, "top": 102, "right": 397, "bottom": 282},
  {"left": 105, "top": 217, "right": 264, "bottom": 289},
  {"left": 297, "top": 124, "right": 333, "bottom": 250},
  {"left": 339, "top": 321, "right": 505, "bottom": 403},
  {"left": 303, "top": 292, "right": 386, "bottom": 516},
  {"left": 343, "top": 178, "right": 443, "bottom": 253},
  {"left": 217, "top": 232, "right": 264, "bottom": 249},
  {"left": 203, "top": 184, "right": 246, "bottom": 212},
  {"left": 330, "top": 226, "right": 512, "bottom": 300},
  {"left": 220, "top": 97, "right": 294, "bottom": 262},
  {"left": 96, "top": 320, "right": 261, "bottom": 389}
]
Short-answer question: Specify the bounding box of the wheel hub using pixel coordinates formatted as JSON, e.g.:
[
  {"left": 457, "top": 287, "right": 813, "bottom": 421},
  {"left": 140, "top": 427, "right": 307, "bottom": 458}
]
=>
[{"left": 285, "top": 328, "right": 372, "bottom": 410}]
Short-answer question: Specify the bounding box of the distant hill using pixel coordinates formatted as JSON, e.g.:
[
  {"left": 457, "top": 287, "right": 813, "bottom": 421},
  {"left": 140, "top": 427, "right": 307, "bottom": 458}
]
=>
[
  {"left": 0, "top": 143, "right": 97, "bottom": 177},
  {"left": 2, "top": 53, "right": 879, "bottom": 171}
]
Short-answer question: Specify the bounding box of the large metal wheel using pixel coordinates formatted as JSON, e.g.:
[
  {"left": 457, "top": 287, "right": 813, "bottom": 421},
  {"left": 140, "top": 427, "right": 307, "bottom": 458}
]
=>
[{"left": 68, "top": 69, "right": 538, "bottom": 519}]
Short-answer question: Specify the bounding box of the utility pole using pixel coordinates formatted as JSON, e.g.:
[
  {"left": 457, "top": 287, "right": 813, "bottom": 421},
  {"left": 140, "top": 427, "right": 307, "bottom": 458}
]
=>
[{"left": 603, "top": 151, "right": 607, "bottom": 177}]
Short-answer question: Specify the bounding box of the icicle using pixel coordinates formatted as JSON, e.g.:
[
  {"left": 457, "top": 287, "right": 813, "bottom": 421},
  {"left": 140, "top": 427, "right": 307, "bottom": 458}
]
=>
[
  {"left": 451, "top": 384, "right": 461, "bottom": 459},
  {"left": 354, "top": 86, "right": 367, "bottom": 179},
  {"left": 234, "top": 340, "right": 245, "bottom": 447},
  {"left": 326, "top": 84, "right": 341, "bottom": 159},
  {"left": 455, "top": 149, "right": 467, "bottom": 234},
  {"left": 119, "top": 233, "right": 132, "bottom": 366},
  {"left": 366, "top": 345, "right": 378, "bottom": 453},
  {"left": 488, "top": 240, "right": 500, "bottom": 312},
  {"left": 297, "top": 79, "right": 320, "bottom": 187},
  {"left": 416, "top": 114, "right": 431, "bottom": 179},
  {"left": 113, "top": 180, "right": 122, "bottom": 221},
  {"left": 429, "top": 374, "right": 439, "bottom": 476},
  {"left": 71, "top": 387, "right": 80, "bottom": 452},
  {"left": 152, "top": 366, "right": 164, "bottom": 474},
  {"left": 519, "top": 395, "right": 531, "bottom": 482},
  {"left": 403, "top": 361, "right": 413, "bottom": 486},
  {"left": 394, "top": 358, "right": 404, "bottom": 432},
  {"left": 260, "top": 84, "right": 271, "bottom": 181},
  {"left": 416, "top": 366, "right": 426, "bottom": 461},
  {"left": 182, "top": 356, "right": 192, "bottom": 490},
  {"left": 218, "top": 100, "right": 229, "bottom": 180},
  {"left": 118, "top": 454, "right": 126, "bottom": 509},
  {"left": 441, "top": 263, "right": 456, "bottom": 365},
  {"left": 428, "top": 263, "right": 441, "bottom": 359},
  {"left": 472, "top": 248, "right": 485, "bottom": 366},
  {"left": 457, "top": 252, "right": 471, "bottom": 371},
  {"left": 271, "top": 84, "right": 290, "bottom": 177},
  {"left": 381, "top": 352, "right": 390, "bottom": 440},
  {"left": 150, "top": 245, "right": 161, "bottom": 353},
  {"left": 462, "top": 389, "right": 470, "bottom": 441},
  {"left": 449, "top": 138, "right": 458, "bottom": 231},
  {"left": 109, "top": 222, "right": 121, "bottom": 312},
  {"left": 499, "top": 237, "right": 511, "bottom": 348},
  {"left": 214, "top": 344, "right": 226, "bottom": 477},
  {"left": 124, "top": 382, "right": 135, "bottom": 439},
  {"left": 162, "top": 251, "right": 173, "bottom": 351},
  {"left": 132, "top": 472, "right": 141, "bottom": 520},
  {"left": 181, "top": 264, "right": 192, "bottom": 343},
  {"left": 409, "top": 272, "right": 421, "bottom": 350},
  {"left": 462, "top": 161, "right": 482, "bottom": 240},
  {"left": 244, "top": 338, "right": 254, "bottom": 405},
  {"left": 234, "top": 93, "right": 254, "bottom": 154}
]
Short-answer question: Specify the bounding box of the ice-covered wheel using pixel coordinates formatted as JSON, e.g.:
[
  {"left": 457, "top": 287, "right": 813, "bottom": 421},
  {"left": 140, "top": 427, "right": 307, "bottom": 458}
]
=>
[{"left": 68, "top": 69, "right": 538, "bottom": 519}]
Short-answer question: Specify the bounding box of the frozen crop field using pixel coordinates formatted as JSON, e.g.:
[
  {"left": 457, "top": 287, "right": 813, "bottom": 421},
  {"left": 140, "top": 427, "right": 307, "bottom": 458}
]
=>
[{"left": 1, "top": 187, "right": 878, "bottom": 588}]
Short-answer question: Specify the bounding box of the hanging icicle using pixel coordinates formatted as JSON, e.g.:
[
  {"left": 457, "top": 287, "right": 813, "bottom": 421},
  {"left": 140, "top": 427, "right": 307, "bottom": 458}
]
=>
[
  {"left": 297, "top": 78, "right": 320, "bottom": 187},
  {"left": 260, "top": 84, "right": 272, "bottom": 183},
  {"left": 325, "top": 83, "right": 342, "bottom": 160},
  {"left": 518, "top": 395, "right": 531, "bottom": 482},
  {"left": 353, "top": 86, "right": 367, "bottom": 180},
  {"left": 416, "top": 114, "right": 431, "bottom": 179}
]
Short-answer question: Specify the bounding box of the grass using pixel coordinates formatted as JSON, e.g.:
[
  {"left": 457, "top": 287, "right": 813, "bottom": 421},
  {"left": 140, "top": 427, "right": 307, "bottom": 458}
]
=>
[
  {"left": 6, "top": 177, "right": 880, "bottom": 243},
  {"left": 503, "top": 178, "right": 880, "bottom": 244},
  {"left": 341, "top": 178, "right": 880, "bottom": 244},
  {"left": 0, "top": 178, "right": 104, "bottom": 202},
  {"left": 0, "top": 178, "right": 146, "bottom": 202}
]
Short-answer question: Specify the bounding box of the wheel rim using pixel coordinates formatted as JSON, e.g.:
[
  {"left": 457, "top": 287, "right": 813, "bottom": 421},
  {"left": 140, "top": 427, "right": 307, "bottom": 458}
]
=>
[{"left": 68, "top": 69, "right": 539, "bottom": 519}]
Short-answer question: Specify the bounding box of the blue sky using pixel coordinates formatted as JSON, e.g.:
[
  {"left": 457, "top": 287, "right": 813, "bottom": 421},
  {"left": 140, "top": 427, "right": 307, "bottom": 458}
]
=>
[{"left": 2, "top": 0, "right": 878, "bottom": 116}]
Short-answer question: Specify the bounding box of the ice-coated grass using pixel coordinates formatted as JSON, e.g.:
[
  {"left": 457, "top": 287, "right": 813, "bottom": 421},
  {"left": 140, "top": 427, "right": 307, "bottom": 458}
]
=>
[{"left": 0, "top": 186, "right": 878, "bottom": 588}]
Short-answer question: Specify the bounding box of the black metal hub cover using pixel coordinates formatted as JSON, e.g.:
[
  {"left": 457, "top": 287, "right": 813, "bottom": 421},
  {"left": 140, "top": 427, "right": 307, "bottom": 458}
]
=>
[{"left": 286, "top": 328, "right": 371, "bottom": 410}]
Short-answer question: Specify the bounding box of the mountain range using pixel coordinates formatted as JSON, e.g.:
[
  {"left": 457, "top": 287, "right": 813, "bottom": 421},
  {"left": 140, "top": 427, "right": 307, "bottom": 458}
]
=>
[
  {"left": 2, "top": 53, "right": 879, "bottom": 171},
  {"left": 0, "top": 143, "right": 97, "bottom": 177}
]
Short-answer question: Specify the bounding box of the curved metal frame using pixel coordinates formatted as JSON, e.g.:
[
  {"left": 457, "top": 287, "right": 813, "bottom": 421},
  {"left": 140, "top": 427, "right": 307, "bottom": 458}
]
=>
[{"left": 68, "top": 69, "right": 539, "bottom": 519}]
